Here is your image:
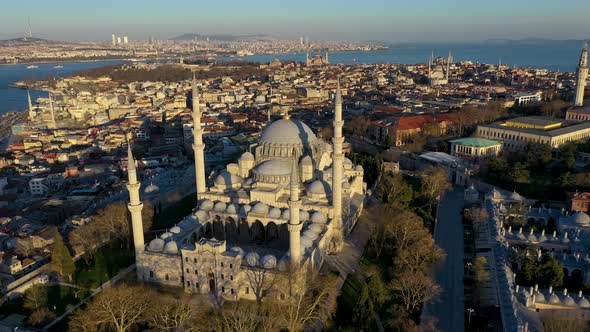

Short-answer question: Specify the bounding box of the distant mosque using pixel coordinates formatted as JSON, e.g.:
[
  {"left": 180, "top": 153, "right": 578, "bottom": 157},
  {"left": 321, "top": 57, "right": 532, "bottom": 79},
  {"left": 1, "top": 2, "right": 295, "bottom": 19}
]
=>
[
  {"left": 125, "top": 79, "right": 366, "bottom": 301},
  {"left": 306, "top": 49, "right": 330, "bottom": 67},
  {"left": 427, "top": 51, "right": 453, "bottom": 86}
]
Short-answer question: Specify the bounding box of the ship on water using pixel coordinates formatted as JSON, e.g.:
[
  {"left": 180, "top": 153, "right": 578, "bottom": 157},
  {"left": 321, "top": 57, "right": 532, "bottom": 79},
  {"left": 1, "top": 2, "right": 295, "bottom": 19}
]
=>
[{"left": 26, "top": 65, "right": 38, "bottom": 69}]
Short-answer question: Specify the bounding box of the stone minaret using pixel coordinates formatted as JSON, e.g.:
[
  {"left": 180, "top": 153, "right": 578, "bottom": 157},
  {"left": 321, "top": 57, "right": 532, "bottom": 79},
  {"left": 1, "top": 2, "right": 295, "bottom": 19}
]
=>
[
  {"left": 126, "top": 136, "right": 145, "bottom": 259},
  {"left": 332, "top": 79, "right": 344, "bottom": 246},
  {"left": 192, "top": 77, "right": 206, "bottom": 198},
  {"left": 574, "top": 40, "right": 588, "bottom": 107},
  {"left": 446, "top": 51, "right": 451, "bottom": 81},
  {"left": 48, "top": 92, "right": 56, "bottom": 128},
  {"left": 288, "top": 154, "right": 303, "bottom": 266},
  {"left": 27, "top": 90, "right": 34, "bottom": 121}
]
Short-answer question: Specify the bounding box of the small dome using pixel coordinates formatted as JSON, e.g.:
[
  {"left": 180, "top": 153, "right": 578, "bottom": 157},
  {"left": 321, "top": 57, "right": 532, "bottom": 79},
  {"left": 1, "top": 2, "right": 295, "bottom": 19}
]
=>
[
  {"left": 572, "top": 211, "right": 590, "bottom": 226},
  {"left": 311, "top": 212, "right": 327, "bottom": 224},
  {"left": 549, "top": 293, "right": 561, "bottom": 304},
  {"left": 535, "top": 292, "right": 546, "bottom": 303},
  {"left": 308, "top": 180, "right": 331, "bottom": 196},
  {"left": 300, "top": 155, "right": 313, "bottom": 166},
  {"left": 239, "top": 151, "right": 254, "bottom": 161},
  {"left": 579, "top": 297, "right": 590, "bottom": 308},
  {"left": 170, "top": 226, "right": 182, "bottom": 234},
  {"left": 215, "top": 171, "right": 244, "bottom": 187},
  {"left": 144, "top": 182, "right": 160, "bottom": 194},
  {"left": 163, "top": 240, "right": 178, "bottom": 254},
  {"left": 230, "top": 246, "right": 245, "bottom": 257},
  {"left": 300, "top": 210, "right": 310, "bottom": 221},
  {"left": 214, "top": 201, "right": 227, "bottom": 212},
  {"left": 281, "top": 209, "right": 290, "bottom": 220},
  {"left": 261, "top": 255, "right": 277, "bottom": 269},
  {"left": 148, "top": 238, "right": 165, "bottom": 252},
  {"left": 309, "top": 223, "right": 324, "bottom": 234},
  {"left": 245, "top": 252, "right": 260, "bottom": 267},
  {"left": 343, "top": 181, "right": 351, "bottom": 190},
  {"left": 241, "top": 204, "right": 252, "bottom": 213},
  {"left": 252, "top": 202, "right": 270, "bottom": 215},
  {"left": 226, "top": 203, "right": 238, "bottom": 214},
  {"left": 303, "top": 231, "right": 318, "bottom": 241},
  {"left": 300, "top": 236, "right": 313, "bottom": 248},
  {"left": 510, "top": 191, "right": 523, "bottom": 201},
  {"left": 269, "top": 207, "right": 281, "bottom": 218},
  {"left": 343, "top": 158, "right": 353, "bottom": 169},
  {"left": 356, "top": 165, "right": 363, "bottom": 171},
  {"left": 195, "top": 210, "right": 209, "bottom": 222},
  {"left": 161, "top": 232, "right": 173, "bottom": 240},
  {"left": 200, "top": 199, "right": 214, "bottom": 211},
  {"left": 564, "top": 295, "right": 576, "bottom": 306}
]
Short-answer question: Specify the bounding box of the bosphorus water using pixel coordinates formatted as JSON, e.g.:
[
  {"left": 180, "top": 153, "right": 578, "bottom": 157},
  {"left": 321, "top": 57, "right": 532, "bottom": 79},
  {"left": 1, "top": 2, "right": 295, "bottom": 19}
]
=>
[
  {"left": 0, "top": 60, "right": 123, "bottom": 115},
  {"left": 0, "top": 41, "right": 584, "bottom": 115}
]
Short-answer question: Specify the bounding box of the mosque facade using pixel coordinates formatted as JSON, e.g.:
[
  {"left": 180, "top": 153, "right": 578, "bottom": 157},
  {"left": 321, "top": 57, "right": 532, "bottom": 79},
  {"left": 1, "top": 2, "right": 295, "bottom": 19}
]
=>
[{"left": 125, "top": 79, "right": 366, "bottom": 301}]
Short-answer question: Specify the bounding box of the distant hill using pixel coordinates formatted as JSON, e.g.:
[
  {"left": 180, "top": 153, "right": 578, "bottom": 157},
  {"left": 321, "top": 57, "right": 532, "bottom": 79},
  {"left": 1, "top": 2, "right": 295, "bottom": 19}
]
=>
[
  {"left": 171, "top": 33, "right": 273, "bottom": 41},
  {"left": 0, "top": 37, "right": 55, "bottom": 45},
  {"left": 482, "top": 38, "right": 585, "bottom": 46}
]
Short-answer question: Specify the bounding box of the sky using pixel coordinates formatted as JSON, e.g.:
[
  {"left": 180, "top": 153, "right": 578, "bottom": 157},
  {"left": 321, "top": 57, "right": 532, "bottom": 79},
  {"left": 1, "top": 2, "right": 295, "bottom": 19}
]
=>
[{"left": 1, "top": 0, "right": 589, "bottom": 43}]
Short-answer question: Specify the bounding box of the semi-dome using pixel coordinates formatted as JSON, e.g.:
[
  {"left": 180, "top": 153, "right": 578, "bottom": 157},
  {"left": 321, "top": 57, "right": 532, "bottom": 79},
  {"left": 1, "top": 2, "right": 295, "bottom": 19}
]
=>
[
  {"left": 215, "top": 171, "right": 244, "bottom": 187},
  {"left": 261, "top": 255, "right": 277, "bottom": 269},
  {"left": 163, "top": 240, "right": 178, "bottom": 254},
  {"left": 259, "top": 119, "right": 317, "bottom": 146},
  {"left": 148, "top": 238, "right": 165, "bottom": 252},
  {"left": 572, "top": 211, "right": 590, "bottom": 226},
  {"left": 169, "top": 226, "right": 182, "bottom": 234},
  {"left": 308, "top": 180, "right": 331, "bottom": 196},
  {"left": 252, "top": 159, "right": 292, "bottom": 179}
]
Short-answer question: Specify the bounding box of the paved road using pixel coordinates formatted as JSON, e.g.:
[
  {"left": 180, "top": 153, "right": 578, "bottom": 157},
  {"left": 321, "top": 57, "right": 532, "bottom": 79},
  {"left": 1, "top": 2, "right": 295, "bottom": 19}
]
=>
[{"left": 422, "top": 188, "right": 465, "bottom": 332}]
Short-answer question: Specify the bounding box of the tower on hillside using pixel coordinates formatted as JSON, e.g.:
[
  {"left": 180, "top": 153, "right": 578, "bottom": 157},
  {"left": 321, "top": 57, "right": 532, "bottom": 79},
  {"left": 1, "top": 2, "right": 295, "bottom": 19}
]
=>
[
  {"left": 575, "top": 40, "right": 588, "bottom": 107},
  {"left": 192, "top": 76, "right": 207, "bottom": 198}
]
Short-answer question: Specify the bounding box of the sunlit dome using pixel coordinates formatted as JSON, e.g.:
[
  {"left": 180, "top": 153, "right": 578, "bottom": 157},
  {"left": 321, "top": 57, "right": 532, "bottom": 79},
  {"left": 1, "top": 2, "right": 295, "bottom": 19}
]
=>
[
  {"left": 163, "top": 240, "right": 178, "bottom": 254},
  {"left": 259, "top": 119, "right": 317, "bottom": 146}
]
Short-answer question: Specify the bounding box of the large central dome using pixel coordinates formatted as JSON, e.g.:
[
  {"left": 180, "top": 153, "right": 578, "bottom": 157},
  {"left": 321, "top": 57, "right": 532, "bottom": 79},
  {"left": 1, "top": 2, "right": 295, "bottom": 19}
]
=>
[{"left": 259, "top": 119, "right": 317, "bottom": 146}]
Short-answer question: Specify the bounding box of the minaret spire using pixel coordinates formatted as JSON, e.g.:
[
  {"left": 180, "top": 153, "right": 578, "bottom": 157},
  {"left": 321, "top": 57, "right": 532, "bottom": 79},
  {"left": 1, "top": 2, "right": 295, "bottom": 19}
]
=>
[
  {"left": 446, "top": 50, "right": 451, "bottom": 81},
  {"left": 332, "top": 78, "right": 344, "bottom": 248},
  {"left": 574, "top": 40, "right": 588, "bottom": 107},
  {"left": 192, "top": 76, "right": 207, "bottom": 198},
  {"left": 126, "top": 134, "right": 145, "bottom": 266},
  {"left": 288, "top": 151, "right": 303, "bottom": 267},
  {"left": 48, "top": 92, "right": 56, "bottom": 128}
]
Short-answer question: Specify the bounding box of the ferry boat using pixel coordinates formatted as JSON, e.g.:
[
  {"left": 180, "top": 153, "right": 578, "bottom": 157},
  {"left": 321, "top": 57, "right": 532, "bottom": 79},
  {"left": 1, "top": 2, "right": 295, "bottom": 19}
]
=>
[
  {"left": 26, "top": 65, "right": 38, "bottom": 69},
  {"left": 53, "top": 65, "right": 64, "bottom": 69}
]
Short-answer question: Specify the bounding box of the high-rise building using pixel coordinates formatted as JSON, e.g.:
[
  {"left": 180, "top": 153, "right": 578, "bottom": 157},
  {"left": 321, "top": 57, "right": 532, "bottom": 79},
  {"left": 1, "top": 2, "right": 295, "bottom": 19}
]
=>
[
  {"left": 116, "top": 37, "right": 122, "bottom": 44},
  {"left": 123, "top": 36, "right": 129, "bottom": 44},
  {"left": 111, "top": 33, "right": 116, "bottom": 46}
]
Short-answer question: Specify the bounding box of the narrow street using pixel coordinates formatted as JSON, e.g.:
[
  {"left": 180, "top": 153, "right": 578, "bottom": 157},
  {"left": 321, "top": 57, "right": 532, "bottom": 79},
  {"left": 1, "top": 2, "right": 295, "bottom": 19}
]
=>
[{"left": 422, "top": 188, "right": 465, "bottom": 332}]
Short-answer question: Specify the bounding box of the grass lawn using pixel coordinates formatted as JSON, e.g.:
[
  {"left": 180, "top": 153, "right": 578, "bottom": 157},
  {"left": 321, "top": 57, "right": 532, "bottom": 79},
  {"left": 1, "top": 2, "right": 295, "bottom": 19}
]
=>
[
  {"left": 74, "top": 240, "right": 134, "bottom": 289},
  {"left": 152, "top": 193, "right": 197, "bottom": 232}
]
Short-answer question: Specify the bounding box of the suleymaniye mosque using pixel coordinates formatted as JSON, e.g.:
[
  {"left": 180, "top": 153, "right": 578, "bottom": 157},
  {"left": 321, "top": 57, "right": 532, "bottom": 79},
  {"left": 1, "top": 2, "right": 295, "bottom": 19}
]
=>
[{"left": 125, "top": 78, "right": 366, "bottom": 301}]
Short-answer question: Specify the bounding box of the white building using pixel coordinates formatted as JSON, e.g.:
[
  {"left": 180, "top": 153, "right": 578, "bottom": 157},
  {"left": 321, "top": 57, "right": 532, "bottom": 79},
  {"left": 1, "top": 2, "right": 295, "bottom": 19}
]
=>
[
  {"left": 29, "top": 178, "right": 49, "bottom": 196},
  {"left": 514, "top": 91, "right": 542, "bottom": 106}
]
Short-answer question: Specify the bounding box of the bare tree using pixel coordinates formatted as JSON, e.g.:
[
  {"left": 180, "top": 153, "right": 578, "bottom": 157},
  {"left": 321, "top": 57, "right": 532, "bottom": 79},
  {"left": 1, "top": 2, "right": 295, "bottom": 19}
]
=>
[
  {"left": 419, "top": 166, "right": 451, "bottom": 211},
  {"left": 68, "top": 223, "right": 103, "bottom": 261},
  {"left": 389, "top": 271, "right": 441, "bottom": 313},
  {"left": 243, "top": 265, "right": 281, "bottom": 308},
  {"left": 147, "top": 294, "right": 206, "bottom": 332},
  {"left": 210, "top": 302, "right": 262, "bottom": 332},
  {"left": 70, "top": 284, "right": 154, "bottom": 332},
  {"left": 14, "top": 238, "right": 35, "bottom": 257},
  {"left": 465, "top": 207, "right": 488, "bottom": 234},
  {"left": 93, "top": 202, "right": 129, "bottom": 242}
]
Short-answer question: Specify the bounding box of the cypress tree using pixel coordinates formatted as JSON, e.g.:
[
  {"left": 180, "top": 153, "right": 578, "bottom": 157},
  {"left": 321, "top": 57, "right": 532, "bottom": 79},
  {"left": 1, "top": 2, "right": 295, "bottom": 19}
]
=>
[{"left": 50, "top": 228, "right": 76, "bottom": 282}]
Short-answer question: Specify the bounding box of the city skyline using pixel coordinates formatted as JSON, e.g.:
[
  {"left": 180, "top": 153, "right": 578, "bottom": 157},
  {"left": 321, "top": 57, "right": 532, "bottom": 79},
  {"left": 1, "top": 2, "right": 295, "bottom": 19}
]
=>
[{"left": 1, "top": 0, "right": 590, "bottom": 42}]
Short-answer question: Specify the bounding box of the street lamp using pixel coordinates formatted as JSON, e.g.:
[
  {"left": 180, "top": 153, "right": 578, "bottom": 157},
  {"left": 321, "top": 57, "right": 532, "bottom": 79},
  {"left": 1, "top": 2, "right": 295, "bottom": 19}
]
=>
[
  {"left": 466, "top": 262, "right": 473, "bottom": 275},
  {"left": 467, "top": 308, "right": 475, "bottom": 324}
]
